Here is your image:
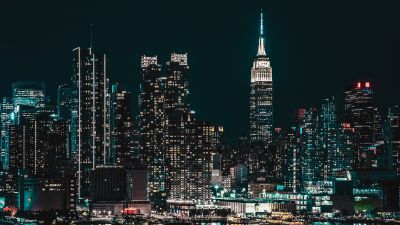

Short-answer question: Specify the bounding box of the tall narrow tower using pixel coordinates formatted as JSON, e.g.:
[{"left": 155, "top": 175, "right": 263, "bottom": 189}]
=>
[
  {"left": 71, "top": 47, "right": 110, "bottom": 199},
  {"left": 250, "top": 10, "right": 273, "bottom": 142}
]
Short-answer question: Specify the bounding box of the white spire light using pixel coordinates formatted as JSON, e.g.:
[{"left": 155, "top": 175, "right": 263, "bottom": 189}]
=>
[{"left": 257, "top": 10, "right": 266, "bottom": 56}]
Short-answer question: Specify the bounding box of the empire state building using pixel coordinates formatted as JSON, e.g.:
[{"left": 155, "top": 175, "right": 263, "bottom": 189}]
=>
[{"left": 250, "top": 10, "right": 273, "bottom": 142}]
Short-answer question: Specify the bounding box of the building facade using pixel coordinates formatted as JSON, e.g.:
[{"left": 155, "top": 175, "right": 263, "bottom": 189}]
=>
[{"left": 110, "top": 83, "right": 134, "bottom": 166}]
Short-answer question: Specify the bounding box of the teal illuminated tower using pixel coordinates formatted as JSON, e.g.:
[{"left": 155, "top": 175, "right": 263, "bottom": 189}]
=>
[{"left": 250, "top": 10, "right": 273, "bottom": 142}]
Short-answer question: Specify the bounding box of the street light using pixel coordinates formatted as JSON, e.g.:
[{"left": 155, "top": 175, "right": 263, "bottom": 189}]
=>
[{"left": 214, "top": 185, "right": 219, "bottom": 197}]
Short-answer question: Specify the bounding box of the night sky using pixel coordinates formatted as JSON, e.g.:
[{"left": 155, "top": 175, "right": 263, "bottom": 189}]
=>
[{"left": 1, "top": 0, "right": 399, "bottom": 143}]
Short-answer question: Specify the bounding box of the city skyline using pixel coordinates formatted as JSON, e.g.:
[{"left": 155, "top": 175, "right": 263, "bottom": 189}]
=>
[
  {"left": 1, "top": 1, "right": 400, "bottom": 223},
  {"left": 1, "top": 1, "right": 399, "bottom": 143}
]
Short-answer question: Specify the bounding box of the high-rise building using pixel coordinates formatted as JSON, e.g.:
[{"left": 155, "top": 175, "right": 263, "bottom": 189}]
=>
[
  {"left": 164, "top": 53, "right": 190, "bottom": 112},
  {"left": 12, "top": 82, "right": 46, "bottom": 125},
  {"left": 163, "top": 53, "right": 202, "bottom": 203},
  {"left": 344, "top": 82, "right": 381, "bottom": 169},
  {"left": 57, "top": 84, "right": 72, "bottom": 122},
  {"left": 336, "top": 123, "right": 355, "bottom": 173},
  {"left": 8, "top": 112, "right": 68, "bottom": 177},
  {"left": 164, "top": 54, "right": 221, "bottom": 203},
  {"left": 165, "top": 110, "right": 198, "bottom": 202},
  {"left": 298, "top": 107, "right": 320, "bottom": 184},
  {"left": 280, "top": 127, "right": 302, "bottom": 193},
  {"left": 110, "top": 83, "right": 134, "bottom": 166},
  {"left": 1, "top": 97, "right": 13, "bottom": 170},
  {"left": 71, "top": 47, "right": 110, "bottom": 199},
  {"left": 195, "top": 122, "right": 223, "bottom": 201},
  {"left": 138, "top": 53, "right": 221, "bottom": 209},
  {"left": 250, "top": 10, "right": 273, "bottom": 142},
  {"left": 383, "top": 106, "right": 400, "bottom": 175},
  {"left": 319, "top": 97, "right": 338, "bottom": 180},
  {"left": 12, "top": 82, "right": 45, "bottom": 109},
  {"left": 56, "top": 84, "right": 72, "bottom": 160},
  {"left": 138, "top": 55, "right": 167, "bottom": 210},
  {"left": 389, "top": 106, "right": 400, "bottom": 175}
]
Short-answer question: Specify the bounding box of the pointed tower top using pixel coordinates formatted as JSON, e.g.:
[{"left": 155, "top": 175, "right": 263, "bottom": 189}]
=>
[
  {"left": 257, "top": 9, "right": 266, "bottom": 56},
  {"left": 90, "top": 24, "right": 94, "bottom": 50},
  {"left": 260, "top": 9, "right": 264, "bottom": 36}
]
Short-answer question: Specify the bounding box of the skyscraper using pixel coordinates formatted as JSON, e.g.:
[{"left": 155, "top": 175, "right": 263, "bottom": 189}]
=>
[
  {"left": 57, "top": 84, "right": 72, "bottom": 122},
  {"left": 138, "top": 55, "right": 167, "bottom": 210},
  {"left": 139, "top": 53, "right": 221, "bottom": 209},
  {"left": 0, "top": 97, "right": 13, "bottom": 170},
  {"left": 110, "top": 83, "right": 134, "bottom": 166},
  {"left": 299, "top": 107, "right": 320, "bottom": 184},
  {"left": 337, "top": 123, "right": 355, "bottom": 172},
  {"left": 384, "top": 106, "right": 400, "bottom": 174},
  {"left": 71, "top": 47, "right": 110, "bottom": 199},
  {"left": 319, "top": 97, "right": 338, "bottom": 180},
  {"left": 344, "top": 81, "right": 380, "bottom": 169},
  {"left": 250, "top": 10, "right": 273, "bottom": 142},
  {"left": 56, "top": 84, "right": 72, "bottom": 160},
  {"left": 281, "top": 127, "right": 302, "bottom": 193}
]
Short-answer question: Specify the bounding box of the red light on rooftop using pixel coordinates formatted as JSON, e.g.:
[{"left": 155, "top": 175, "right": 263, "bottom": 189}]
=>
[
  {"left": 365, "top": 82, "right": 370, "bottom": 88},
  {"left": 357, "top": 82, "right": 361, "bottom": 89}
]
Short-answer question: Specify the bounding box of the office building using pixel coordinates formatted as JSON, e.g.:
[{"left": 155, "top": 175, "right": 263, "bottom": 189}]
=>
[
  {"left": 110, "top": 83, "right": 134, "bottom": 166},
  {"left": 71, "top": 47, "right": 110, "bottom": 199}
]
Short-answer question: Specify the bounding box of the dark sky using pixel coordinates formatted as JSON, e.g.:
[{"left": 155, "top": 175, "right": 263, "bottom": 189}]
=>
[{"left": 0, "top": 0, "right": 399, "bottom": 143}]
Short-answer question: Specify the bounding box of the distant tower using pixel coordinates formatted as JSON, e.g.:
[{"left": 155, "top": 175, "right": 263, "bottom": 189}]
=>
[
  {"left": 344, "top": 81, "right": 380, "bottom": 169},
  {"left": 250, "top": 10, "right": 273, "bottom": 142}
]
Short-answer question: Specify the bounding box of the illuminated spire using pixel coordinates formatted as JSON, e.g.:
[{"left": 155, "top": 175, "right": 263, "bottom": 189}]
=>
[
  {"left": 90, "top": 24, "right": 93, "bottom": 50},
  {"left": 257, "top": 9, "right": 266, "bottom": 56},
  {"left": 260, "top": 9, "right": 264, "bottom": 36}
]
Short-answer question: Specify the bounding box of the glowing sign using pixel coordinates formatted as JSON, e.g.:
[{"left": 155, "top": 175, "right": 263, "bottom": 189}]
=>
[{"left": 123, "top": 207, "right": 140, "bottom": 215}]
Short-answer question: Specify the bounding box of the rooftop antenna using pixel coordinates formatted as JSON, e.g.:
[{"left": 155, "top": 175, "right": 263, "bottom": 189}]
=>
[
  {"left": 90, "top": 24, "right": 94, "bottom": 50},
  {"left": 260, "top": 9, "right": 264, "bottom": 36}
]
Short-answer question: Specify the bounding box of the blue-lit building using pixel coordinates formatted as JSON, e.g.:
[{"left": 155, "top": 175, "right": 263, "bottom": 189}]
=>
[
  {"left": 319, "top": 97, "right": 338, "bottom": 180},
  {"left": 0, "top": 97, "right": 13, "bottom": 170},
  {"left": 12, "top": 82, "right": 45, "bottom": 109},
  {"left": 12, "top": 82, "right": 46, "bottom": 124},
  {"left": 386, "top": 106, "right": 400, "bottom": 175},
  {"left": 57, "top": 84, "right": 72, "bottom": 122},
  {"left": 280, "top": 127, "right": 302, "bottom": 193},
  {"left": 297, "top": 108, "right": 321, "bottom": 184}
]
